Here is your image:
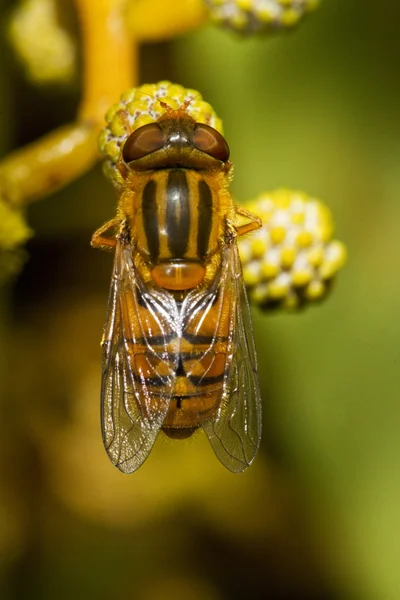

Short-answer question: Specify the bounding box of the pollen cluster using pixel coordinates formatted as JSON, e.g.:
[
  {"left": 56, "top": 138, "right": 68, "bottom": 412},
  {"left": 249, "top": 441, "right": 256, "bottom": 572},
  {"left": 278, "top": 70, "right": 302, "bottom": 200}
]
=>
[
  {"left": 98, "top": 82, "right": 223, "bottom": 189},
  {"left": 238, "top": 189, "right": 347, "bottom": 310},
  {"left": 204, "top": 0, "right": 320, "bottom": 34}
]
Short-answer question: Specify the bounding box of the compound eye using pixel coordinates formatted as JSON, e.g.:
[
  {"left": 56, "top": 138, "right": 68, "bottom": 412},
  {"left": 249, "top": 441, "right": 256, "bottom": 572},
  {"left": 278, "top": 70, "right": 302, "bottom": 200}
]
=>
[
  {"left": 192, "top": 123, "right": 230, "bottom": 162},
  {"left": 122, "top": 123, "right": 164, "bottom": 163}
]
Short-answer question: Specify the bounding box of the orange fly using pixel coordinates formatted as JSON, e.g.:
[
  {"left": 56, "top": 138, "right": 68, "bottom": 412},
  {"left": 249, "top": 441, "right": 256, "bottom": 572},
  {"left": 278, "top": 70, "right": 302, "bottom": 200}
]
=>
[{"left": 92, "top": 99, "right": 262, "bottom": 473}]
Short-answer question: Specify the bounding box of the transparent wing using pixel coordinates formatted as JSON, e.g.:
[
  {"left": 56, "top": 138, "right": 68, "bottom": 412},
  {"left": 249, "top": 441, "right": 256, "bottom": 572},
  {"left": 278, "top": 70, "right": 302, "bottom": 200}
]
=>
[
  {"left": 191, "top": 244, "right": 262, "bottom": 473},
  {"left": 101, "top": 239, "right": 179, "bottom": 473}
]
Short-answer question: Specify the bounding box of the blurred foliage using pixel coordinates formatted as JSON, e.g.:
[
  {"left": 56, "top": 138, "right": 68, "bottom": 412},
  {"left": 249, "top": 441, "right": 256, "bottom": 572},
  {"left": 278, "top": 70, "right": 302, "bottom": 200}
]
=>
[
  {"left": 1, "top": 1, "right": 400, "bottom": 599},
  {"left": 8, "top": 0, "right": 77, "bottom": 85},
  {"left": 0, "top": 202, "right": 32, "bottom": 283}
]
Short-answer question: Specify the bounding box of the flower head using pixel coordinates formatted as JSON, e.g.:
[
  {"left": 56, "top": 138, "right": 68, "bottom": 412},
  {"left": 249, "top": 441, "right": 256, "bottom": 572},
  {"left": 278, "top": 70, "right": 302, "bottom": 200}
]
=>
[
  {"left": 0, "top": 199, "right": 32, "bottom": 283},
  {"left": 238, "top": 189, "right": 347, "bottom": 310},
  {"left": 205, "top": 0, "right": 320, "bottom": 34},
  {"left": 8, "top": 0, "right": 76, "bottom": 85},
  {"left": 98, "top": 81, "right": 223, "bottom": 189}
]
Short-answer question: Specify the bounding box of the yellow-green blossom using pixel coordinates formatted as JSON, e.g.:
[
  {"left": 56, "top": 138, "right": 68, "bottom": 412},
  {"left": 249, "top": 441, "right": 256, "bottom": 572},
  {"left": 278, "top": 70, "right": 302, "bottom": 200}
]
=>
[
  {"left": 8, "top": 0, "right": 76, "bottom": 85},
  {"left": 238, "top": 189, "right": 347, "bottom": 310},
  {"left": 99, "top": 81, "right": 224, "bottom": 189},
  {"left": 0, "top": 199, "right": 32, "bottom": 283},
  {"left": 204, "top": 0, "right": 320, "bottom": 34}
]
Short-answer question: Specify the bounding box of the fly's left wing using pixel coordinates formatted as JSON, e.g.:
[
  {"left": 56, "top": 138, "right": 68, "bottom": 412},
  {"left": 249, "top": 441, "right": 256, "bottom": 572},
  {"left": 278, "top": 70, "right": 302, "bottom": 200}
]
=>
[
  {"left": 101, "top": 239, "right": 179, "bottom": 473},
  {"left": 182, "top": 244, "right": 262, "bottom": 473}
]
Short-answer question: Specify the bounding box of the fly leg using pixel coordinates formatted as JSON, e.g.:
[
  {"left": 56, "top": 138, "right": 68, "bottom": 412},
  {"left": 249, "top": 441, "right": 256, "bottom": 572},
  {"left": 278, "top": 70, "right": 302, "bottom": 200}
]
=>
[
  {"left": 91, "top": 217, "right": 121, "bottom": 250},
  {"left": 234, "top": 206, "right": 262, "bottom": 237}
]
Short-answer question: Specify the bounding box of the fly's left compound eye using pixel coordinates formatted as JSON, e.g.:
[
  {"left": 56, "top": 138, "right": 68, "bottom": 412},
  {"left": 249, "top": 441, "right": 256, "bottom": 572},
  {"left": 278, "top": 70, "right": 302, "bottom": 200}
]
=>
[
  {"left": 122, "top": 123, "right": 164, "bottom": 163},
  {"left": 192, "top": 123, "right": 230, "bottom": 162}
]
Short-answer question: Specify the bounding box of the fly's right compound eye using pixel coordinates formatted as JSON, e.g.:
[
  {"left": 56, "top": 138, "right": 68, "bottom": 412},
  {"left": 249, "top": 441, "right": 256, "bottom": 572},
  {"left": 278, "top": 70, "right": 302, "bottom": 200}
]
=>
[{"left": 122, "top": 123, "right": 164, "bottom": 163}]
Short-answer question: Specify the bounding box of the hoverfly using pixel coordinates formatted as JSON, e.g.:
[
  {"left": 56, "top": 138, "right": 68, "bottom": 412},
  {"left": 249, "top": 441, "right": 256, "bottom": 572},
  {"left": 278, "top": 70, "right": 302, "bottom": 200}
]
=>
[{"left": 92, "top": 99, "right": 262, "bottom": 473}]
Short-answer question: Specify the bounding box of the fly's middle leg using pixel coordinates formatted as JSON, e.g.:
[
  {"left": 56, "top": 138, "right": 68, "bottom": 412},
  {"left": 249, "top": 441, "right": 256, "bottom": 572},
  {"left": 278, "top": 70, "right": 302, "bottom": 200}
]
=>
[
  {"left": 234, "top": 206, "right": 262, "bottom": 237},
  {"left": 91, "top": 217, "right": 121, "bottom": 250}
]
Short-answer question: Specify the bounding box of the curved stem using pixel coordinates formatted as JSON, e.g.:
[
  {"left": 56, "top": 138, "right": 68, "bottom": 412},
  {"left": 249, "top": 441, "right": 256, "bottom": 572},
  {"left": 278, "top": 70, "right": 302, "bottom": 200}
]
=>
[
  {"left": 0, "top": 0, "right": 137, "bottom": 208},
  {"left": 0, "top": 123, "right": 99, "bottom": 207},
  {"left": 125, "top": 0, "right": 208, "bottom": 42},
  {"left": 76, "top": 0, "right": 136, "bottom": 123}
]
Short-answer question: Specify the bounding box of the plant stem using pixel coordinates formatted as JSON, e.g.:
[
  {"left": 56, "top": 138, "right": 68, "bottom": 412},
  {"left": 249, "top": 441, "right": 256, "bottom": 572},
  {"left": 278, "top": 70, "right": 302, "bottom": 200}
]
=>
[
  {"left": 76, "top": 0, "right": 136, "bottom": 123},
  {"left": 0, "top": 0, "right": 136, "bottom": 208},
  {"left": 125, "top": 0, "right": 208, "bottom": 42}
]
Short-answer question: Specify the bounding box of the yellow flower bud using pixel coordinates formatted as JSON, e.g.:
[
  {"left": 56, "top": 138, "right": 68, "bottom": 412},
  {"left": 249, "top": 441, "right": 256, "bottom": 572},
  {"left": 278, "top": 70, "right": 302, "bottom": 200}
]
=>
[
  {"left": 99, "top": 81, "right": 223, "bottom": 189},
  {"left": 204, "top": 0, "right": 321, "bottom": 34},
  {"left": 238, "top": 189, "right": 347, "bottom": 311}
]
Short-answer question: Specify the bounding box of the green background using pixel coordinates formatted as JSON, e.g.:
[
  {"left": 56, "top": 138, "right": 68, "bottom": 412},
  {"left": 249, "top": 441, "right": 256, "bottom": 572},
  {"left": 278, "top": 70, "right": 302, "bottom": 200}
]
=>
[{"left": 1, "top": 1, "right": 400, "bottom": 598}]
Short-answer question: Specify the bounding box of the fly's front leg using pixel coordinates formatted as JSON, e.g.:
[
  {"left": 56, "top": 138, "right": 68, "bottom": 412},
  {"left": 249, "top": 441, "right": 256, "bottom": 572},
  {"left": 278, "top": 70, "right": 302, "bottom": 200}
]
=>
[
  {"left": 91, "top": 217, "right": 121, "bottom": 250},
  {"left": 234, "top": 206, "right": 262, "bottom": 237}
]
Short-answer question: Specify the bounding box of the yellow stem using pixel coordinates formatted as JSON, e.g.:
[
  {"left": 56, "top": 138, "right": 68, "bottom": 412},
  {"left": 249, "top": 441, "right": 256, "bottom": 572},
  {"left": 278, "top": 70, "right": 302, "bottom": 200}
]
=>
[
  {"left": 0, "top": 124, "right": 99, "bottom": 208},
  {"left": 76, "top": 0, "right": 137, "bottom": 123},
  {"left": 125, "top": 0, "right": 208, "bottom": 42},
  {"left": 0, "top": 0, "right": 138, "bottom": 207}
]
